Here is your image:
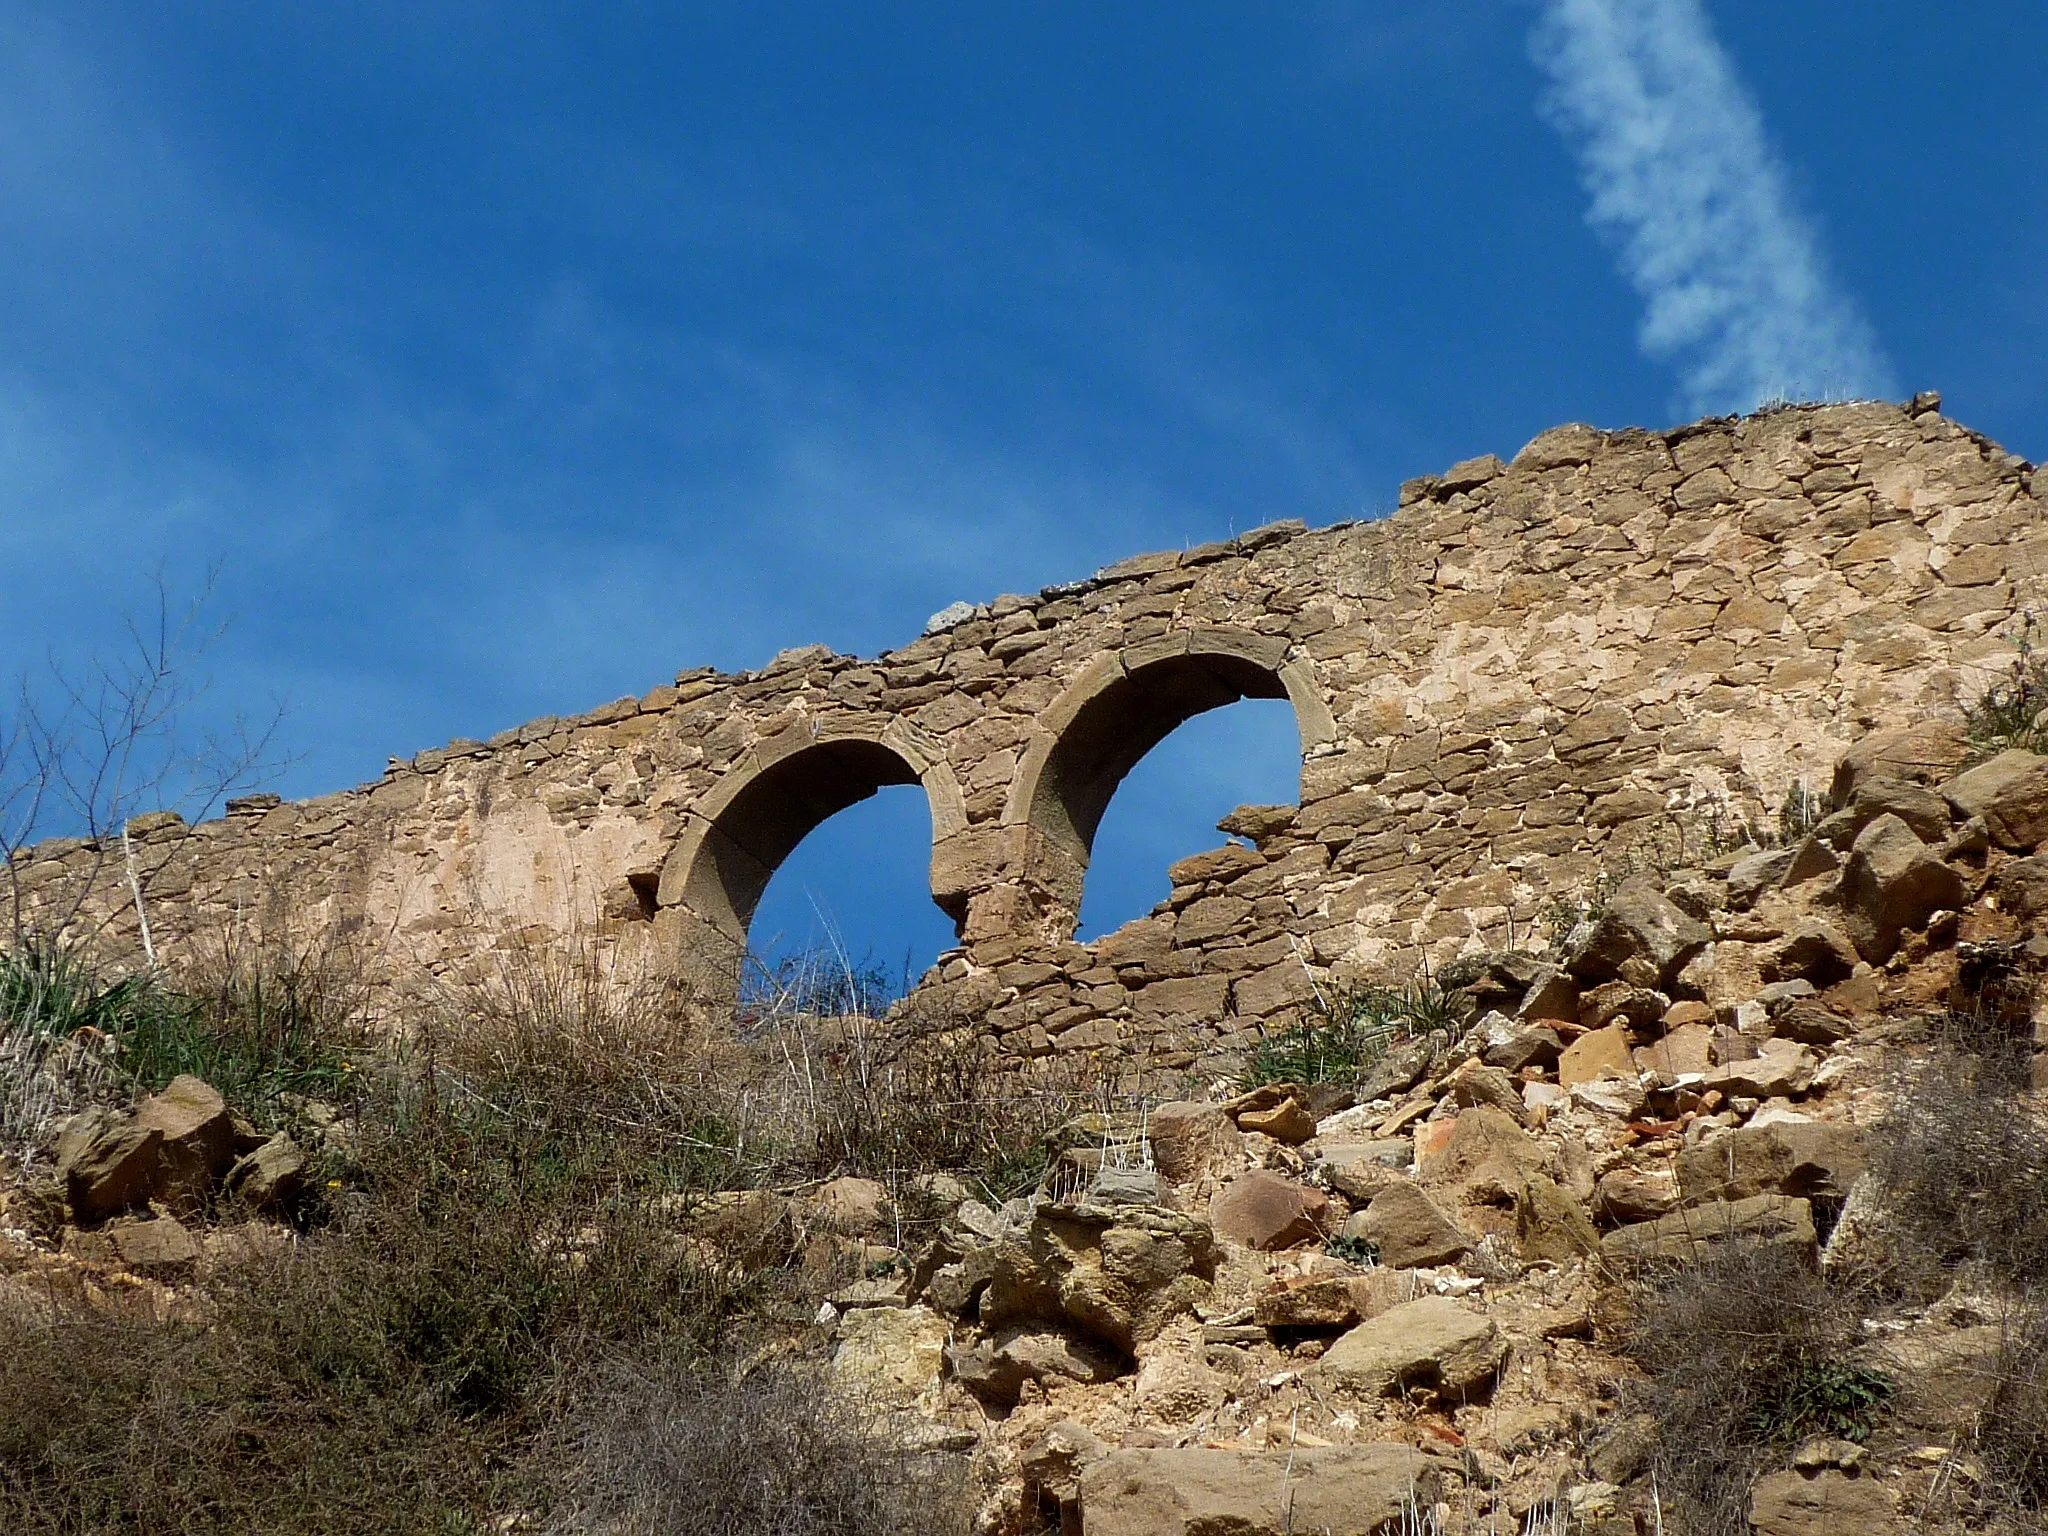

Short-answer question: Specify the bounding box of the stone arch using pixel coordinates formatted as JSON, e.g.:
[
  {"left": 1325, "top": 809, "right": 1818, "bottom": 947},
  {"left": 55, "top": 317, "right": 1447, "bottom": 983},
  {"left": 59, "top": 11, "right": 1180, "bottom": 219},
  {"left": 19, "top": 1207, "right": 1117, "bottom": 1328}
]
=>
[
  {"left": 1002, "top": 628, "right": 1335, "bottom": 925},
  {"left": 654, "top": 716, "right": 967, "bottom": 982}
]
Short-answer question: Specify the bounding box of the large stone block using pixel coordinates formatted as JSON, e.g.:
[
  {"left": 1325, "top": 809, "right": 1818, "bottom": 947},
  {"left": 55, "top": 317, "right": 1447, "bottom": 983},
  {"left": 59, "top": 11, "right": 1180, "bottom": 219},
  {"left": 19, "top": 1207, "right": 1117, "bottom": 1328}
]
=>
[{"left": 1079, "top": 1445, "right": 1439, "bottom": 1536}]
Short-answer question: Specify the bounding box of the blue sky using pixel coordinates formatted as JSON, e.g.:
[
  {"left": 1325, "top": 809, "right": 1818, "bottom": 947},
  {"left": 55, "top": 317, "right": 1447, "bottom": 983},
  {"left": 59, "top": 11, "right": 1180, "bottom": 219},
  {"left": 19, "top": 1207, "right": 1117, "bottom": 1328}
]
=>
[{"left": 3, "top": 2, "right": 2042, "bottom": 978}]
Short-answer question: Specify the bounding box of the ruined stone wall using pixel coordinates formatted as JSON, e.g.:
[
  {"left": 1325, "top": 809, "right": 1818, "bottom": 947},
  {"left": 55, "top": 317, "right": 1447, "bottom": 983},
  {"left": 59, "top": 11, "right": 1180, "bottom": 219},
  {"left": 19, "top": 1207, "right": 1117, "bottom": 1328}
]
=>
[{"left": 18, "top": 397, "right": 2044, "bottom": 1068}]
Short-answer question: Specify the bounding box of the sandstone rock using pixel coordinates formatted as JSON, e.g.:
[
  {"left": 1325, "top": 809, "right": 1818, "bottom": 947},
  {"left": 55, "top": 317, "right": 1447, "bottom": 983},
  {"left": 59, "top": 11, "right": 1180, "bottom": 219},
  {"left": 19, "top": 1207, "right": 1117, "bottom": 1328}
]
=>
[
  {"left": 1834, "top": 813, "right": 1966, "bottom": 962},
  {"left": 1703, "top": 1038, "right": 1815, "bottom": 1099},
  {"left": 1565, "top": 880, "right": 1710, "bottom": 988},
  {"left": 1781, "top": 835, "right": 1842, "bottom": 888},
  {"left": 106, "top": 1214, "right": 201, "bottom": 1279},
  {"left": 1355, "top": 1181, "right": 1468, "bottom": 1268},
  {"left": 1847, "top": 777, "right": 1953, "bottom": 842},
  {"left": 947, "top": 1326, "right": 1122, "bottom": 1407},
  {"left": 1252, "top": 1270, "right": 1412, "bottom": 1330},
  {"left": 981, "top": 1203, "right": 1217, "bottom": 1352},
  {"left": 832, "top": 1304, "right": 947, "bottom": 1403},
  {"left": 1020, "top": 1420, "right": 1105, "bottom": 1533},
  {"left": 1317, "top": 1139, "right": 1412, "bottom": 1202},
  {"left": 1995, "top": 853, "right": 2048, "bottom": 919},
  {"left": 1558, "top": 1024, "right": 1635, "bottom": 1089},
  {"left": 1764, "top": 920, "right": 1860, "bottom": 987},
  {"left": 1749, "top": 1467, "right": 1900, "bottom": 1536},
  {"left": 1676, "top": 1121, "right": 1866, "bottom": 1206},
  {"left": 811, "top": 1176, "right": 894, "bottom": 1236},
  {"left": 1593, "top": 1165, "right": 1678, "bottom": 1223},
  {"left": 1635, "top": 1021, "right": 1715, "bottom": 1079},
  {"left": 1147, "top": 1100, "right": 1242, "bottom": 1183},
  {"left": 1417, "top": 1106, "right": 1547, "bottom": 1207},
  {"left": 1829, "top": 720, "right": 1971, "bottom": 803},
  {"left": 1727, "top": 848, "right": 1796, "bottom": 908},
  {"left": 1479, "top": 1015, "right": 1563, "bottom": 1072},
  {"left": 57, "top": 1111, "right": 167, "bottom": 1223},
  {"left": 1130, "top": 1352, "right": 1228, "bottom": 1422},
  {"left": 1578, "top": 981, "right": 1667, "bottom": 1032},
  {"left": 1515, "top": 1172, "right": 1598, "bottom": 1263},
  {"left": 1943, "top": 748, "right": 2048, "bottom": 850},
  {"left": 1208, "top": 1172, "right": 1332, "bottom": 1251},
  {"left": 225, "top": 1134, "right": 306, "bottom": 1216},
  {"left": 1078, "top": 1444, "right": 1440, "bottom": 1536},
  {"left": 1569, "top": 1077, "right": 1647, "bottom": 1119},
  {"left": 1515, "top": 966, "right": 1580, "bottom": 1023},
  {"left": 132, "top": 1075, "right": 237, "bottom": 1213},
  {"left": 1313, "top": 1295, "right": 1505, "bottom": 1402},
  {"left": 1355, "top": 1038, "right": 1435, "bottom": 1102},
  {"left": 1237, "top": 1099, "right": 1316, "bottom": 1144},
  {"left": 1445, "top": 1060, "right": 1528, "bottom": 1123},
  {"left": 1599, "top": 1194, "right": 1816, "bottom": 1268}
]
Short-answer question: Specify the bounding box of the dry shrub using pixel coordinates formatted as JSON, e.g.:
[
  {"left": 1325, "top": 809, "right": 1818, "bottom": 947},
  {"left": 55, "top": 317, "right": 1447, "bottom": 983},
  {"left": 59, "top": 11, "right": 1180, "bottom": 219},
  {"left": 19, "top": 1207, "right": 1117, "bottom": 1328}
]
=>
[
  {"left": 1862, "top": 1047, "right": 2048, "bottom": 1296},
  {"left": 545, "top": 1356, "right": 969, "bottom": 1536},
  {"left": 1980, "top": 1308, "right": 2048, "bottom": 1512},
  {"left": 1625, "top": 1243, "right": 1889, "bottom": 1536}
]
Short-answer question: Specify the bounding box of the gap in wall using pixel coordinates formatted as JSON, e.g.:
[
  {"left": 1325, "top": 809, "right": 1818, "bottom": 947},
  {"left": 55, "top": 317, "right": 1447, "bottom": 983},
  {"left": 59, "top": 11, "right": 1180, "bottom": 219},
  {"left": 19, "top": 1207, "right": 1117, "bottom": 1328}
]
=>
[{"left": 1076, "top": 697, "right": 1300, "bottom": 941}]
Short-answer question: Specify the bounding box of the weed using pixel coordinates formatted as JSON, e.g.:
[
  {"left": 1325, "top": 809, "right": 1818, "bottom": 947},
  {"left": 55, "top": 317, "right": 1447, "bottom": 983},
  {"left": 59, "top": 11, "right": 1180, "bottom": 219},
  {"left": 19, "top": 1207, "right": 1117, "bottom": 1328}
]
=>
[
  {"left": 1743, "top": 1358, "right": 1895, "bottom": 1444},
  {"left": 1777, "top": 780, "right": 1826, "bottom": 844},
  {"left": 1964, "top": 610, "right": 2048, "bottom": 761},
  {"left": 1324, "top": 1233, "right": 1380, "bottom": 1267},
  {"left": 1238, "top": 975, "right": 1462, "bottom": 1091}
]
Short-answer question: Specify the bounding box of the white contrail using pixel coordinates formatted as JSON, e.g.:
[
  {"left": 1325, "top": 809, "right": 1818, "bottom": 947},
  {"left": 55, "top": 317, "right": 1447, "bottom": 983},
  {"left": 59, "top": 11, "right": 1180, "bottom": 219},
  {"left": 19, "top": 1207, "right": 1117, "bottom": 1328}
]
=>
[{"left": 1530, "top": 0, "right": 1895, "bottom": 416}]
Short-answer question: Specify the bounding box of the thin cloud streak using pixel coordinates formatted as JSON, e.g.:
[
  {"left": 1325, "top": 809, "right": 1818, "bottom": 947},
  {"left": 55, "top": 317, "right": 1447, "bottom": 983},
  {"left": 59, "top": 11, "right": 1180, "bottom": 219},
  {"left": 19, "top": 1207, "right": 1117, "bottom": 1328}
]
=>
[{"left": 1530, "top": 0, "right": 1895, "bottom": 415}]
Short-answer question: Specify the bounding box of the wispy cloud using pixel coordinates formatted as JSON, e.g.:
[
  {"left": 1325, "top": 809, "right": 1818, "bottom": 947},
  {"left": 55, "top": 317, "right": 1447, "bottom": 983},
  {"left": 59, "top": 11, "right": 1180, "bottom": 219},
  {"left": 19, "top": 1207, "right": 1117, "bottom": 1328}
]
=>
[{"left": 1530, "top": 0, "right": 1895, "bottom": 415}]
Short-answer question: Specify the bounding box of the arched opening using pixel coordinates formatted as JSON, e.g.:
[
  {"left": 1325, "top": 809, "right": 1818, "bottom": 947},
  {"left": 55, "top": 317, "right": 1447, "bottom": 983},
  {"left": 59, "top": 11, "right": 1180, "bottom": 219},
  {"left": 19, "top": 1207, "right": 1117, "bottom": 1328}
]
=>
[
  {"left": 747, "top": 782, "right": 959, "bottom": 1014},
  {"left": 656, "top": 722, "right": 966, "bottom": 1000},
  {"left": 1076, "top": 698, "right": 1301, "bottom": 938},
  {"left": 1006, "top": 632, "right": 1334, "bottom": 936}
]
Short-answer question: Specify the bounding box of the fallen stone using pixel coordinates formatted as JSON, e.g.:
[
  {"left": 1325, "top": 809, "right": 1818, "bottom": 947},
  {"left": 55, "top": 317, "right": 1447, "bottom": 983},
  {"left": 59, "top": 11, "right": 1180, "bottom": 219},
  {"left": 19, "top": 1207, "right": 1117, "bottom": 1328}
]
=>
[
  {"left": 1479, "top": 1015, "right": 1563, "bottom": 1072},
  {"left": 1078, "top": 1444, "right": 1440, "bottom": 1536},
  {"left": 1727, "top": 847, "right": 1796, "bottom": 908},
  {"left": 1252, "top": 1269, "right": 1414, "bottom": 1330},
  {"left": 1848, "top": 778, "right": 1953, "bottom": 843},
  {"left": 1558, "top": 1024, "right": 1635, "bottom": 1089},
  {"left": 1764, "top": 920, "right": 1860, "bottom": 987},
  {"left": 1515, "top": 1172, "right": 1598, "bottom": 1263},
  {"left": 1593, "top": 1165, "right": 1678, "bottom": 1223},
  {"left": 1237, "top": 1098, "right": 1316, "bottom": 1144},
  {"left": 1676, "top": 1121, "right": 1866, "bottom": 1206},
  {"left": 1781, "top": 835, "right": 1842, "bottom": 887},
  {"left": 132, "top": 1075, "right": 238, "bottom": 1213},
  {"left": 1569, "top": 1077, "right": 1647, "bottom": 1119},
  {"left": 1942, "top": 748, "right": 2048, "bottom": 851},
  {"left": 832, "top": 1304, "right": 947, "bottom": 1404},
  {"left": 1354, "top": 1039, "right": 1435, "bottom": 1102},
  {"left": 1313, "top": 1295, "right": 1505, "bottom": 1402},
  {"left": 1565, "top": 880, "right": 1710, "bottom": 988},
  {"left": 1355, "top": 1181, "right": 1468, "bottom": 1268},
  {"left": 981, "top": 1203, "right": 1217, "bottom": 1353},
  {"left": 57, "top": 1111, "right": 167, "bottom": 1224},
  {"left": 107, "top": 1214, "right": 200, "bottom": 1280},
  {"left": 1515, "top": 965, "right": 1580, "bottom": 1024},
  {"left": 1749, "top": 1466, "right": 1901, "bottom": 1536},
  {"left": 810, "top": 1176, "right": 893, "bottom": 1236},
  {"left": 1703, "top": 1038, "right": 1815, "bottom": 1099},
  {"left": 225, "top": 1134, "right": 307, "bottom": 1216},
  {"left": 1834, "top": 813, "right": 1967, "bottom": 962},
  {"left": 1417, "top": 1106, "right": 1547, "bottom": 1207},
  {"left": 1599, "top": 1194, "right": 1816, "bottom": 1268},
  {"left": 1635, "top": 1021, "right": 1715, "bottom": 1079},
  {"left": 1444, "top": 1060, "right": 1528, "bottom": 1123},
  {"left": 1828, "top": 720, "right": 1971, "bottom": 803},
  {"left": 1316, "top": 1139, "right": 1412, "bottom": 1202},
  {"left": 1130, "top": 1351, "right": 1228, "bottom": 1422},
  {"left": 1208, "top": 1171, "right": 1332, "bottom": 1251},
  {"left": 1578, "top": 981, "right": 1667, "bottom": 1032},
  {"left": 946, "top": 1325, "right": 1122, "bottom": 1407},
  {"left": 1147, "top": 1101, "right": 1242, "bottom": 1183}
]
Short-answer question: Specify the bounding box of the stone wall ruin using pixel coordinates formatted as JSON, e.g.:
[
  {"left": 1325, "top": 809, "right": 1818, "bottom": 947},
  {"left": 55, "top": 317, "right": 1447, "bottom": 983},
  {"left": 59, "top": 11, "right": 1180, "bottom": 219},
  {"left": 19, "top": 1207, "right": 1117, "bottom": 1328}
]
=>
[{"left": 18, "top": 396, "right": 2045, "bottom": 1069}]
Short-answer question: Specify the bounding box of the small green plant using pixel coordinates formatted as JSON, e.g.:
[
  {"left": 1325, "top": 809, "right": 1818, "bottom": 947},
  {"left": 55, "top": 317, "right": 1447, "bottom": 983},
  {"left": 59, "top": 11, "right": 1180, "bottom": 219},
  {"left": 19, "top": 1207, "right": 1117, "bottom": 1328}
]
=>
[
  {"left": 1237, "top": 974, "right": 1465, "bottom": 1091},
  {"left": 1324, "top": 1233, "right": 1379, "bottom": 1267},
  {"left": 1746, "top": 1359, "right": 1896, "bottom": 1444},
  {"left": 1965, "top": 611, "right": 2048, "bottom": 762}
]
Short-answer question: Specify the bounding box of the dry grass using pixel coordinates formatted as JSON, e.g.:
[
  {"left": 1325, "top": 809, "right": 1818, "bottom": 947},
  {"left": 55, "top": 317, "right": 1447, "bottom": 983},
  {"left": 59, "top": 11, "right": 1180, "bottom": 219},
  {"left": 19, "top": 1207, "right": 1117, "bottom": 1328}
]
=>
[{"left": 543, "top": 1356, "right": 969, "bottom": 1536}]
